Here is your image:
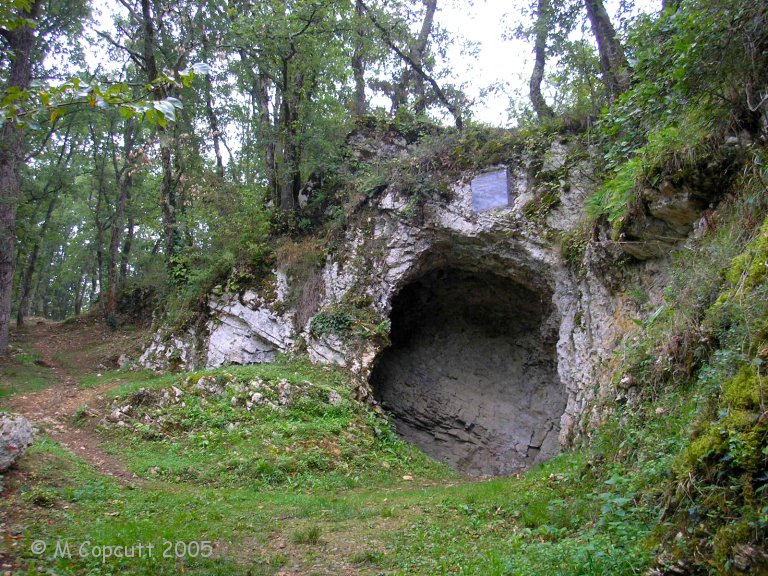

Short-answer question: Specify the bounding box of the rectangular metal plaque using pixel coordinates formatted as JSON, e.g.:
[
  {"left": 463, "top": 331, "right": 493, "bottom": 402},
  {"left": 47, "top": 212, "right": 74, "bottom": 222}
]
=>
[{"left": 471, "top": 167, "right": 510, "bottom": 212}]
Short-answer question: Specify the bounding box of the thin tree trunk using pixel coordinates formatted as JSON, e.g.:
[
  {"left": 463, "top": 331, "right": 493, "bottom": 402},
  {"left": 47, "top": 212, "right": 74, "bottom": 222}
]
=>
[
  {"left": 140, "top": 0, "right": 177, "bottom": 266},
  {"left": 351, "top": 0, "right": 367, "bottom": 115},
  {"left": 389, "top": 0, "right": 436, "bottom": 113},
  {"left": 0, "top": 1, "right": 41, "bottom": 353},
  {"left": 584, "top": 0, "right": 631, "bottom": 100},
  {"left": 361, "top": 0, "right": 463, "bottom": 129},
  {"left": 74, "top": 274, "right": 86, "bottom": 316},
  {"left": 241, "top": 56, "right": 277, "bottom": 200},
  {"left": 204, "top": 74, "right": 225, "bottom": 178},
  {"left": 410, "top": 0, "right": 436, "bottom": 113},
  {"left": 120, "top": 212, "right": 134, "bottom": 283},
  {"left": 105, "top": 124, "right": 135, "bottom": 321},
  {"left": 17, "top": 193, "right": 57, "bottom": 326},
  {"left": 17, "top": 124, "right": 75, "bottom": 326},
  {"left": 530, "top": 0, "right": 555, "bottom": 119},
  {"left": 280, "top": 59, "right": 302, "bottom": 212}
]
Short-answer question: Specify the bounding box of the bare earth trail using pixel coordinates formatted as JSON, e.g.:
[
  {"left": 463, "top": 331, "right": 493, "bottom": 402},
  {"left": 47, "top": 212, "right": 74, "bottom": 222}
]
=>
[{"left": 4, "top": 320, "right": 143, "bottom": 484}]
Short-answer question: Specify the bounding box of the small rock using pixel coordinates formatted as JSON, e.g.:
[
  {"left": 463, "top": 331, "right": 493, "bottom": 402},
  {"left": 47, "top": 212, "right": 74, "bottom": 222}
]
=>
[
  {"left": 402, "top": 475, "right": 413, "bottom": 481},
  {"left": 0, "top": 414, "right": 34, "bottom": 472},
  {"left": 328, "top": 390, "right": 343, "bottom": 406},
  {"left": 277, "top": 379, "right": 292, "bottom": 405},
  {"left": 117, "top": 354, "right": 131, "bottom": 369},
  {"left": 618, "top": 374, "right": 635, "bottom": 389},
  {"left": 195, "top": 376, "right": 224, "bottom": 395},
  {"left": 732, "top": 544, "right": 768, "bottom": 572}
]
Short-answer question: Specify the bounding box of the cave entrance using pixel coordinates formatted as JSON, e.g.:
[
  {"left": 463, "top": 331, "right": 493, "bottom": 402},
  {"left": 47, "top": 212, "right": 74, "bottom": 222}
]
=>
[{"left": 370, "top": 267, "right": 565, "bottom": 476}]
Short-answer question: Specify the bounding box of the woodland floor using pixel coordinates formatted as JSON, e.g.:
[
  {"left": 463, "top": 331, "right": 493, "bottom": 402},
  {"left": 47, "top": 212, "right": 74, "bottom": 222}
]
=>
[
  {"left": 3, "top": 319, "right": 145, "bottom": 482},
  {"left": 0, "top": 319, "right": 655, "bottom": 576}
]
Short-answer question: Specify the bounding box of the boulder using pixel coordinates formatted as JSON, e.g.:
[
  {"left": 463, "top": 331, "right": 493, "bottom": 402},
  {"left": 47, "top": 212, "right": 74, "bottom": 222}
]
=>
[{"left": 0, "top": 413, "right": 34, "bottom": 472}]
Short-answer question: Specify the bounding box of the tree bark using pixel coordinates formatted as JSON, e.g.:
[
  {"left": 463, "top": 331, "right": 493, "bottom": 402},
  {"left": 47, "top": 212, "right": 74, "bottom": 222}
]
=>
[
  {"left": 0, "top": 1, "right": 42, "bottom": 353},
  {"left": 119, "top": 212, "right": 134, "bottom": 283},
  {"left": 105, "top": 121, "right": 135, "bottom": 321},
  {"left": 17, "top": 124, "right": 75, "bottom": 326},
  {"left": 389, "top": 0, "right": 437, "bottom": 114},
  {"left": 279, "top": 56, "right": 303, "bottom": 212},
  {"left": 530, "top": 0, "right": 555, "bottom": 119},
  {"left": 17, "top": 193, "right": 57, "bottom": 327},
  {"left": 351, "top": 0, "right": 367, "bottom": 116},
  {"left": 204, "top": 74, "right": 225, "bottom": 178},
  {"left": 140, "top": 0, "right": 178, "bottom": 267},
  {"left": 584, "top": 0, "right": 631, "bottom": 100}
]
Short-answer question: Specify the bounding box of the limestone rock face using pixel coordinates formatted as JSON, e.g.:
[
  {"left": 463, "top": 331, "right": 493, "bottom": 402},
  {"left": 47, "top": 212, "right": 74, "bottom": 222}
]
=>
[
  {"left": 0, "top": 413, "right": 34, "bottom": 472},
  {"left": 139, "top": 328, "right": 200, "bottom": 372},
  {"left": 140, "top": 135, "right": 702, "bottom": 475},
  {"left": 206, "top": 290, "right": 294, "bottom": 367}
]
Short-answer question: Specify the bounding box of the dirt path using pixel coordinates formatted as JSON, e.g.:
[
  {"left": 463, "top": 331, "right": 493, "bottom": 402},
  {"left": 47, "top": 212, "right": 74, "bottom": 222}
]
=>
[{"left": 4, "top": 321, "right": 143, "bottom": 484}]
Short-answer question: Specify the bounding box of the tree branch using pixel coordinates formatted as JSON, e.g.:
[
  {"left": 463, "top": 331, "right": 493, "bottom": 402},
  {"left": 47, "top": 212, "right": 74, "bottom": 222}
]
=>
[{"left": 359, "top": 0, "right": 463, "bottom": 129}]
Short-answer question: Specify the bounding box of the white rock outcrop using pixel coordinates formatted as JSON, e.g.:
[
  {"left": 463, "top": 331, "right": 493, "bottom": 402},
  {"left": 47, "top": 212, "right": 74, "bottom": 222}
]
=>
[
  {"left": 140, "top": 135, "right": 674, "bottom": 472},
  {"left": 0, "top": 413, "right": 34, "bottom": 472}
]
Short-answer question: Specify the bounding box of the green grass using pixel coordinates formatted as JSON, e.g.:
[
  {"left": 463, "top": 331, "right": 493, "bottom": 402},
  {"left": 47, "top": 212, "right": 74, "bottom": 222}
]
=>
[
  {"left": 3, "top": 357, "right": 673, "bottom": 576},
  {"left": 97, "top": 360, "right": 456, "bottom": 492},
  {"left": 0, "top": 345, "right": 56, "bottom": 400}
]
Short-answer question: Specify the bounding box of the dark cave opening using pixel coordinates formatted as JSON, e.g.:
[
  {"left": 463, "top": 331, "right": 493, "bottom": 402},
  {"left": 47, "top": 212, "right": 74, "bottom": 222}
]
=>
[{"left": 370, "top": 267, "right": 565, "bottom": 476}]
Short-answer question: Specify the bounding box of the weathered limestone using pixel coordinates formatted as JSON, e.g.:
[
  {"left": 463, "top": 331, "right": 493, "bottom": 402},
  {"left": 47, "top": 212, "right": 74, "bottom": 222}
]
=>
[
  {"left": 206, "top": 290, "right": 294, "bottom": 367},
  {"left": 140, "top": 135, "right": 694, "bottom": 476},
  {"left": 0, "top": 413, "right": 34, "bottom": 472}
]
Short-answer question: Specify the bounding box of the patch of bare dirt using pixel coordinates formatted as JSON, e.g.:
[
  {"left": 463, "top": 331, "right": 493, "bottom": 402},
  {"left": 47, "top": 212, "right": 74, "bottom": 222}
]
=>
[{"left": 4, "top": 317, "right": 148, "bottom": 484}]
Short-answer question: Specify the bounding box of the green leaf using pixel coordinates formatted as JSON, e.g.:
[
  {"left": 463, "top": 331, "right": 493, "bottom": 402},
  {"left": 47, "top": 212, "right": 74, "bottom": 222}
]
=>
[{"left": 153, "top": 100, "right": 177, "bottom": 123}]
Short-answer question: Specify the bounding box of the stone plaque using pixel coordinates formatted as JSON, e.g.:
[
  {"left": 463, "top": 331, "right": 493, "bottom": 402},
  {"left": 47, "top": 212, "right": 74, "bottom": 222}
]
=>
[{"left": 471, "top": 167, "right": 510, "bottom": 212}]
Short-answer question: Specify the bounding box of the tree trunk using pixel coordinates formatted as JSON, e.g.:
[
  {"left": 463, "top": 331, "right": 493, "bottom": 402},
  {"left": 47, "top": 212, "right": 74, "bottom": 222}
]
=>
[
  {"left": 105, "top": 124, "right": 135, "bottom": 321},
  {"left": 0, "top": 1, "right": 42, "bottom": 353},
  {"left": 410, "top": 0, "right": 436, "bottom": 113},
  {"left": 204, "top": 75, "right": 225, "bottom": 178},
  {"left": 74, "top": 274, "right": 86, "bottom": 316},
  {"left": 530, "top": 0, "right": 555, "bottom": 119},
  {"left": 17, "top": 193, "right": 57, "bottom": 327},
  {"left": 120, "top": 212, "right": 134, "bottom": 283},
  {"left": 362, "top": 0, "right": 463, "bottom": 129},
  {"left": 351, "top": 0, "right": 367, "bottom": 116},
  {"left": 584, "top": 0, "right": 631, "bottom": 100},
  {"left": 17, "top": 123, "right": 75, "bottom": 327},
  {"left": 389, "top": 0, "right": 436, "bottom": 113},
  {"left": 140, "top": 0, "right": 178, "bottom": 267},
  {"left": 279, "top": 59, "right": 303, "bottom": 212}
]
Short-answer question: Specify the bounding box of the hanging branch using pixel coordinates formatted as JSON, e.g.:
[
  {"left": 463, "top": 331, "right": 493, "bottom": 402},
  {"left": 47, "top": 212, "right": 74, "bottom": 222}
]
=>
[{"left": 359, "top": 0, "right": 463, "bottom": 130}]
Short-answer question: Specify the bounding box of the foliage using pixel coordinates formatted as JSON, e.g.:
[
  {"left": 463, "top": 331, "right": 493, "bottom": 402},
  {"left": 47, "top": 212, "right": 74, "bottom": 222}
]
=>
[
  {"left": 309, "top": 298, "right": 390, "bottom": 345},
  {"left": 98, "top": 360, "right": 450, "bottom": 491},
  {"left": 603, "top": 166, "right": 768, "bottom": 571}
]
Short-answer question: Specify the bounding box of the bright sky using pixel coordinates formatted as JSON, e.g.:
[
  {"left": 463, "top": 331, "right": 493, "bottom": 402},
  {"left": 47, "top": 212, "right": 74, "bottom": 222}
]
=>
[{"left": 437, "top": 1, "right": 527, "bottom": 126}]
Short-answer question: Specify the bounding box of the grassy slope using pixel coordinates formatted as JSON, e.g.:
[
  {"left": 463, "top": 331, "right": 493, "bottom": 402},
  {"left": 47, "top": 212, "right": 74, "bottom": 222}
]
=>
[
  {"left": 2, "top": 356, "right": 662, "bottom": 576},
  {"left": 3, "top": 179, "right": 767, "bottom": 575},
  {"left": 2, "top": 139, "right": 767, "bottom": 575}
]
